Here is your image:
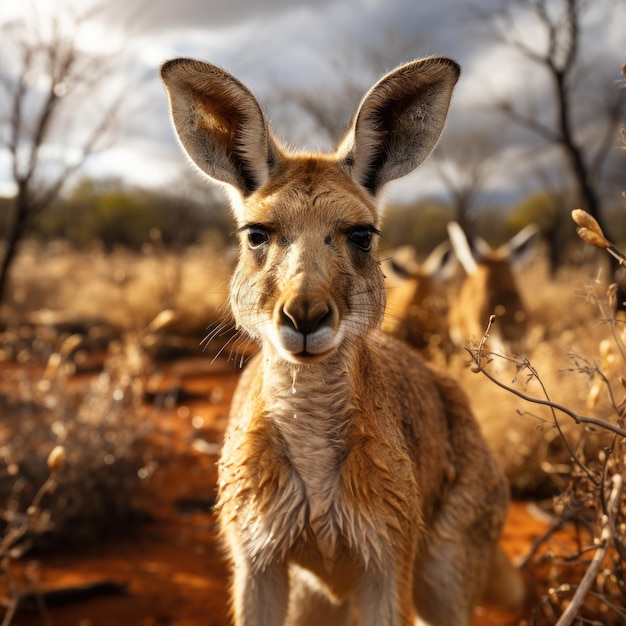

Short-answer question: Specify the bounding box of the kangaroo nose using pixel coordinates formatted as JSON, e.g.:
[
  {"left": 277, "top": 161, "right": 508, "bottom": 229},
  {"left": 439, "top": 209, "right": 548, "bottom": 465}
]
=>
[{"left": 281, "top": 301, "right": 333, "bottom": 335}]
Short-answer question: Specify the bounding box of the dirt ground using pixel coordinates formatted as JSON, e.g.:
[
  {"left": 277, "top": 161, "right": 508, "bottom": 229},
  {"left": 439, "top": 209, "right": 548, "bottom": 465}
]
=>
[{"left": 1, "top": 349, "right": 617, "bottom": 626}]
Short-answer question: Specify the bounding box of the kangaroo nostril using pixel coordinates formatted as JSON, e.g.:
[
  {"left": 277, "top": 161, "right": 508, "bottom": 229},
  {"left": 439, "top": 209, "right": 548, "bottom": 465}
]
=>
[
  {"left": 316, "top": 307, "right": 334, "bottom": 331},
  {"left": 280, "top": 307, "right": 298, "bottom": 332},
  {"left": 281, "top": 302, "right": 333, "bottom": 335}
]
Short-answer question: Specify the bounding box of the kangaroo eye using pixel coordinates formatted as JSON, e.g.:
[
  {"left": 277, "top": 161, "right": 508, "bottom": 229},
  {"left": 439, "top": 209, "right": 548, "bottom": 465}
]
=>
[
  {"left": 348, "top": 228, "right": 373, "bottom": 252},
  {"left": 247, "top": 227, "right": 270, "bottom": 249}
]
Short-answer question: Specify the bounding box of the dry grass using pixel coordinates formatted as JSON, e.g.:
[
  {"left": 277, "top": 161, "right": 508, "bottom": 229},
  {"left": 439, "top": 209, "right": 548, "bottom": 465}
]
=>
[
  {"left": 1, "top": 327, "right": 156, "bottom": 551},
  {"left": 0, "top": 239, "right": 241, "bottom": 624},
  {"left": 2, "top": 238, "right": 620, "bottom": 500},
  {"left": 448, "top": 249, "right": 621, "bottom": 496},
  {"left": 0, "top": 240, "right": 238, "bottom": 555},
  {"left": 5, "top": 239, "right": 236, "bottom": 340}
]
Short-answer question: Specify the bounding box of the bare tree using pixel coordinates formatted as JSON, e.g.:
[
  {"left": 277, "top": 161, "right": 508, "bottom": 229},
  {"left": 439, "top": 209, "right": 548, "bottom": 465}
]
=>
[
  {"left": 428, "top": 130, "right": 506, "bottom": 240},
  {"left": 0, "top": 2, "right": 125, "bottom": 304},
  {"left": 471, "top": 0, "right": 625, "bottom": 296},
  {"left": 271, "top": 33, "right": 427, "bottom": 146}
]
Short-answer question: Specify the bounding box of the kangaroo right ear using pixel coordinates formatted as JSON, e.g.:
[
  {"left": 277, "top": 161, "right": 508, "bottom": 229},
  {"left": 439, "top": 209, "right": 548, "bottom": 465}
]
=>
[
  {"left": 338, "top": 56, "right": 460, "bottom": 196},
  {"left": 160, "top": 58, "right": 278, "bottom": 199},
  {"left": 498, "top": 223, "right": 541, "bottom": 269}
]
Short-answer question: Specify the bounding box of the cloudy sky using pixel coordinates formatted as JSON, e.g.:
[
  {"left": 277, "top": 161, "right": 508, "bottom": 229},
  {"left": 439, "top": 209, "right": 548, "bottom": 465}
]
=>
[{"left": 0, "top": 0, "right": 624, "bottom": 203}]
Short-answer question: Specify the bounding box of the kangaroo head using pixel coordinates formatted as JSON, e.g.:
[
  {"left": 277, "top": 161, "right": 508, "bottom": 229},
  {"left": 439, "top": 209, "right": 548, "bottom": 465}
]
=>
[
  {"left": 161, "top": 57, "right": 459, "bottom": 363},
  {"left": 447, "top": 221, "right": 540, "bottom": 351}
]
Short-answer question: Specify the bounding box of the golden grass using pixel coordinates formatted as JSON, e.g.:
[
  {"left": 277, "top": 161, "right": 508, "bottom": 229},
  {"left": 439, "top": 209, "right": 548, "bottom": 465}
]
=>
[
  {"left": 6, "top": 240, "right": 236, "bottom": 336},
  {"left": 447, "top": 248, "right": 622, "bottom": 495}
]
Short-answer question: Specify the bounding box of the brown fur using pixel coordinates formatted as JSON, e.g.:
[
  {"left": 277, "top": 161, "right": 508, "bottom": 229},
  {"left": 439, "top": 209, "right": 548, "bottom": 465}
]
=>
[
  {"left": 450, "top": 256, "right": 527, "bottom": 352},
  {"left": 382, "top": 243, "right": 454, "bottom": 355},
  {"left": 447, "top": 222, "right": 540, "bottom": 355},
  {"left": 161, "top": 56, "right": 523, "bottom": 626}
]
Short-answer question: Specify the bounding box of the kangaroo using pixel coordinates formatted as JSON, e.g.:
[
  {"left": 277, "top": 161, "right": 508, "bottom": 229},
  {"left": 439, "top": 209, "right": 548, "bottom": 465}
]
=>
[
  {"left": 161, "top": 56, "right": 524, "bottom": 626},
  {"left": 447, "top": 221, "right": 540, "bottom": 356},
  {"left": 381, "top": 241, "right": 456, "bottom": 356}
]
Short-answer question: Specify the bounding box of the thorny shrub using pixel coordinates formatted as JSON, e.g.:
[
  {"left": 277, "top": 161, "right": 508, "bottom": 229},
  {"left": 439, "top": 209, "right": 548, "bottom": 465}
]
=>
[{"left": 469, "top": 210, "right": 625, "bottom": 625}]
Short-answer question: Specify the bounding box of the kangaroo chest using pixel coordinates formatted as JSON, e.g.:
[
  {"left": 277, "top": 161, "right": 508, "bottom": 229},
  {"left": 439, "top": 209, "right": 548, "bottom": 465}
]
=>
[
  {"left": 219, "top": 364, "right": 417, "bottom": 575},
  {"left": 269, "top": 370, "right": 349, "bottom": 534}
]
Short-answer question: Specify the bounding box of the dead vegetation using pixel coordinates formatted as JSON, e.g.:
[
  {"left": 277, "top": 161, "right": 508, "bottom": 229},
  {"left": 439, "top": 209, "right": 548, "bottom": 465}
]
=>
[
  {"left": 0, "top": 321, "right": 158, "bottom": 624},
  {"left": 466, "top": 211, "right": 625, "bottom": 625}
]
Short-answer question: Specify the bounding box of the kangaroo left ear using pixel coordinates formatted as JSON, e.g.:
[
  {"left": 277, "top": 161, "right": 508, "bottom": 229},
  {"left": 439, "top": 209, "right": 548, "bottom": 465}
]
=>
[
  {"left": 421, "top": 240, "right": 458, "bottom": 282},
  {"left": 337, "top": 56, "right": 460, "bottom": 196},
  {"left": 447, "top": 221, "right": 478, "bottom": 276}
]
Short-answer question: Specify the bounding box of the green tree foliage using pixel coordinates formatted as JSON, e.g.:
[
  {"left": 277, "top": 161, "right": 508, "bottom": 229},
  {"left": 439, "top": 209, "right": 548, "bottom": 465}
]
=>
[
  {"left": 383, "top": 199, "right": 454, "bottom": 254},
  {"left": 31, "top": 178, "right": 233, "bottom": 251},
  {"left": 507, "top": 192, "right": 557, "bottom": 233}
]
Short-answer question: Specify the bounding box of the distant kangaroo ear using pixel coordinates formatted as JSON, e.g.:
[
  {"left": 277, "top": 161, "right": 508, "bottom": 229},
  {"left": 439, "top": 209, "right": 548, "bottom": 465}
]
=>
[
  {"left": 421, "top": 239, "right": 458, "bottom": 281},
  {"left": 498, "top": 223, "right": 541, "bottom": 269},
  {"left": 338, "top": 57, "right": 460, "bottom": 195},
  {"left": 447, "top": 221, "right": 478, "bottom": 276},
  {"left": 160, "top": 58, "right": 278, "bottom": 197}
]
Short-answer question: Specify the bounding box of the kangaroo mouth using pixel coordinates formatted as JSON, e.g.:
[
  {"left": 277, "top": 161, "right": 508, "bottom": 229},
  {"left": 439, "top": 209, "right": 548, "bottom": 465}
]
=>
[
  {"left": 283, "top": 338, "right": 337, "bottom": 364},
  {"left": 290, "top": 346, "right": 335, "bottom": 364},
  {"left": 270, "top": 324, "right": 344, "bottom": 364}
]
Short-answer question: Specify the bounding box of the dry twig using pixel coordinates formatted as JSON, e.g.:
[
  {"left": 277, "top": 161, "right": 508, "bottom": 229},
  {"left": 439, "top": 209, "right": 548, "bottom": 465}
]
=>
[{"left": 555, "top": 474, "right": 623, "bottom": 626}]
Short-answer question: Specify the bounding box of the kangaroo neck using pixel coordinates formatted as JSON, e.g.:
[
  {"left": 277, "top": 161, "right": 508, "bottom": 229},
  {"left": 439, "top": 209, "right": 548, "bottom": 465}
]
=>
[{"left": 259, "top": 341, "right": 358, "bottom": 421}]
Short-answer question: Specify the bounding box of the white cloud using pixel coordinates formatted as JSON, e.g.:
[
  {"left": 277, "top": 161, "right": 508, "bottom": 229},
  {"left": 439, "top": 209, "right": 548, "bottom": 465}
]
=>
[{"left": 81, "top": 143, "right": 186, "bottom": 189}]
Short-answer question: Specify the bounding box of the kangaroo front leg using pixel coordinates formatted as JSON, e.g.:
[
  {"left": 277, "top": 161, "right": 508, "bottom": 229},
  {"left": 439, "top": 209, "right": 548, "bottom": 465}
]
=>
[
  {"left": 285, "top": 565, "right": 353, "bottom": 626},
  {"left": 231, "top": 558, "right": 289, "bottom": 626},
  {"left": 357, "top": 568, "right": 415, "bottom": 626}
]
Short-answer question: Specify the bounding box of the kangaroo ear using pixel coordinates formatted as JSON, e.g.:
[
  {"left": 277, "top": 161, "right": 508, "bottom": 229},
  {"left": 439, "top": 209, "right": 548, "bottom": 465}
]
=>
[
  {"left": 473, "top": 236, "right": 493, "bottom": 262},
  {"left": 498, "top": 223, "right": 541, "bottom": 269},
  {"left": 338, "top": 57, "right": 460, "bottom": 195},
  {"left": 447, "top": 221, "right": 478, "bottom": 276},
  {"left": 160, "top": 58, "right": 278, "bottom": 197},
  {"left": 421, "top": 240, "right": 458, "bottom": 282}
]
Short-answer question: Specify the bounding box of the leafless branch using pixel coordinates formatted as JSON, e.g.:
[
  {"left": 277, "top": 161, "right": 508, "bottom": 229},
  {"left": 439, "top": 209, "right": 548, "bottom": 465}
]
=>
[
  {"left": 495, "top": 98, "right": 562, "bottom": 143},
  {"left": 429, "top": 131, "right": 506, "bottom": 229},
  {"left": 590, "top": 85, "right": 626, "bottom": 180},
  {"left": 468, "top": 343, "right": 626, "bottom": 439},
  {"left": 555, "top": 474, "right": 623, "bottom": 626},
  {"left": 0, "top": 0, "right": 130, "bottom": 301}
]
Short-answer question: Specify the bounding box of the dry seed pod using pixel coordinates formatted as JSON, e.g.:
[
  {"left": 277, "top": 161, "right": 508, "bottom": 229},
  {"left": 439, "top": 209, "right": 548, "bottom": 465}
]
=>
[
  {"left": 59, "top": 334, "right": 82, "bottom": 356},
  {"left": 47, "top": 445, "right": 66, "bottom": 473},
  {"left": 571, "top": 209, "right": 608, "bottom": 243},
  {"left": 571, "top": 209, "right": 602, "bottom": 233},
  {"left": 576, "top": 226, "right": 610, "bottom": 250},
  {"left": 587, "top": 383, "right": 601, "bottom": 410},
  {"left": 147, "top": 309, "right": 176, "bottom": 333},
  {"left": 43, "top": 352, "right": 63, "bottom": 380},
  {"left": 608, "top": 283, "right": 623, "bottom": 312}
]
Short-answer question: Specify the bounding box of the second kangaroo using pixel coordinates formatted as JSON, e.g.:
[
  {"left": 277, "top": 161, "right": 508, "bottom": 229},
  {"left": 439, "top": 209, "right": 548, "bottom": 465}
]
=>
[{"left": 161, "top": 55, "right": 524, "bottom": 626}]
